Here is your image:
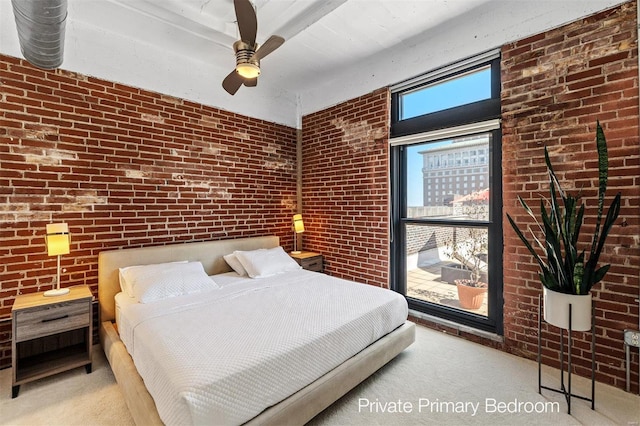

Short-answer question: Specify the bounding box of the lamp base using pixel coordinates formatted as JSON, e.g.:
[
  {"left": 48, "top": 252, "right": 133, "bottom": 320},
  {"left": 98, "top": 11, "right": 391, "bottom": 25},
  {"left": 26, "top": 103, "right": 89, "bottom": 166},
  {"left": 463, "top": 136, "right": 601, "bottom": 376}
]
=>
[
  {"left": 44, "top": 288, "right": 70, "bottom": 297},
  {"left": 291, "top": 251, "right": 302, "bottom": 255}
]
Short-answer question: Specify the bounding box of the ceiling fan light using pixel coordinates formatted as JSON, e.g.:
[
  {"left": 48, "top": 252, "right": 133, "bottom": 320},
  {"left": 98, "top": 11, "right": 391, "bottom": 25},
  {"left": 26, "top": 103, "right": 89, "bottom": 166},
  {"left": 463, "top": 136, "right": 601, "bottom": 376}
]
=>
[{"left": 236, "top": 62, "right": 260, "bottom": 79}]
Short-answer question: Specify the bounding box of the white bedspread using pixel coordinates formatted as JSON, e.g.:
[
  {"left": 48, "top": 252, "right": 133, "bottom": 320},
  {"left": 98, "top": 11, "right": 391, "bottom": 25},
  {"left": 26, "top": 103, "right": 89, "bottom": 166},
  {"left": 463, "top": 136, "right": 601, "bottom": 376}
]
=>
[{"left": 118, "top": 269, "right": 407, "bottom": 425}]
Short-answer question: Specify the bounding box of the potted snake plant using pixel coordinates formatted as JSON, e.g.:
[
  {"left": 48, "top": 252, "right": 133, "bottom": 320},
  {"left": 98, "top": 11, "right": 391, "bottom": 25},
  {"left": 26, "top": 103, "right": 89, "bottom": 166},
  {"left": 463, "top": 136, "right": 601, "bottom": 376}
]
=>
[{"left": 506, "top": 121, "right": 621, "bottom": 331}]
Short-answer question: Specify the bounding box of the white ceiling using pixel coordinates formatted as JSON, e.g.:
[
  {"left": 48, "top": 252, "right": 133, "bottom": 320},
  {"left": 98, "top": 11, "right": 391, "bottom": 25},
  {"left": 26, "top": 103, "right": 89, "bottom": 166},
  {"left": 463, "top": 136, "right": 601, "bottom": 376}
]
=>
[{"left": 0, "top": 0, "right": 626, "bottom": 128}]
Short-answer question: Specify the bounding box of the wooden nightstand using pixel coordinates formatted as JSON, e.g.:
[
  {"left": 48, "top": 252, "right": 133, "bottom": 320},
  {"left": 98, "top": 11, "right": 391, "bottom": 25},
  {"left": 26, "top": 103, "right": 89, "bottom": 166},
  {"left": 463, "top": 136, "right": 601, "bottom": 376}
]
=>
[
  {"left": 290, "top": 251, "right": 324, "bottom": 273},
  {"left": 11, "top": 285, "right": 93, "bottom": 398}
]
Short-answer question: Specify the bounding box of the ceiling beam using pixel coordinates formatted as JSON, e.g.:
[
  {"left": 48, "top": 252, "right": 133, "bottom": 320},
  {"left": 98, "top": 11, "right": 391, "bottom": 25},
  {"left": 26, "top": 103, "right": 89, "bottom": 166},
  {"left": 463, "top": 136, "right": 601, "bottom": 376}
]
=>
[
  {"left": 265, "top": 0, "right": 348, "bottom": 41},
  {"left": 105, "top": 0, "right": 236, "bottom": 49}
]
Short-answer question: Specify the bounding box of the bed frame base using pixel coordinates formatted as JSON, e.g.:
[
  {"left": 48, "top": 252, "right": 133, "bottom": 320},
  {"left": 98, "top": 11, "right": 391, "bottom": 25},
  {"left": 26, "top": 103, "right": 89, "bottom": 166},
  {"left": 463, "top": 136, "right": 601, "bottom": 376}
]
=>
[
  {"left": 100, "top": 320, "right": 415, "bottom": 425},
  {"left": 246, "top": 321, "right": 416, "bottom": 425},
  {"left": 100, "top": 321, "right": 164, "bottom": 425}
]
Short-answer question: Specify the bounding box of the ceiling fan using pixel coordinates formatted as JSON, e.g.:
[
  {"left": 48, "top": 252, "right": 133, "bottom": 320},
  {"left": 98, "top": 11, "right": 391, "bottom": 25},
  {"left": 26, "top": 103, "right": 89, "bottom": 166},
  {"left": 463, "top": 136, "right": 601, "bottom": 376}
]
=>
[{"left": 222, "top": 0, "right": 285, "bottom": 95}]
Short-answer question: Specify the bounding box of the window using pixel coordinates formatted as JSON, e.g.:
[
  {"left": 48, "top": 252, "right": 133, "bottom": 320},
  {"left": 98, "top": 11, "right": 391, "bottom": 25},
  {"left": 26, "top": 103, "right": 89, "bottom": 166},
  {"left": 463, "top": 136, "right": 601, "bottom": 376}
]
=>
[
  {"left": 390, "top": 50, "right": 503, "bottom": 334},
  {"left": 399, "top": 66, "right": 492, "bottom": 120}
]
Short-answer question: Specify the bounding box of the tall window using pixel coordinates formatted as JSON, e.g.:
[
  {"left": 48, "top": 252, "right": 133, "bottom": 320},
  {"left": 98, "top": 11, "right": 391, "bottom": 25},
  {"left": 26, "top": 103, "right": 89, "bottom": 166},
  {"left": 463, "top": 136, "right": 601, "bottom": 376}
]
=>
[{"left": 390, "top": 50, "right": 503, "bottom": 334}]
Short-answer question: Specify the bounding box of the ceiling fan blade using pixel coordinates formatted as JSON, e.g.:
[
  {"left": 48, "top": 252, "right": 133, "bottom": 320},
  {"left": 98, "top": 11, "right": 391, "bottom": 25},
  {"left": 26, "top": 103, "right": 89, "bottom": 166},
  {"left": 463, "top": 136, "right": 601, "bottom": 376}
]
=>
[
  {"left": 234, "top": 0, "right": 257, "bottom": 46},
  {"left": 222, "top": 70, "right": 245, "bottom": 95},
  {"left": 244, "top": 77, "right": 258, "bottom": 87},
  {"left": 251, "top": 35, "right": 285, "bottom": 62}
]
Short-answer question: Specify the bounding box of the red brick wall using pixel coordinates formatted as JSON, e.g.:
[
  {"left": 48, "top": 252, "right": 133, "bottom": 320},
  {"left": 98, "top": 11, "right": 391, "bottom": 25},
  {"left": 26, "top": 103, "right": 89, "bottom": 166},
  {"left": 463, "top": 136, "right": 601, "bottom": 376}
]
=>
[
  {"left": 301, "top": 88, "right": 390, "bottom": 286},
  {"left": 0, "top": 55, "right": 297, "bottom": 367},
  {"left": 502, "top": 2, "right": 639, "bottom": 392},
  {"left": 302, "top": 2, "right": 639, "bottom": 392}
]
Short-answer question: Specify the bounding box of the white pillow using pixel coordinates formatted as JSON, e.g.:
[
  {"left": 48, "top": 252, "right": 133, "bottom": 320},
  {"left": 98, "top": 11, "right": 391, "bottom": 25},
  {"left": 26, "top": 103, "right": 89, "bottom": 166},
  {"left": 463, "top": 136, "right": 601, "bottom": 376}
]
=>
[
  {"left": 119, "top": 260, "right": 187, "bottom": 297},
  {"left": 235, "top": 246, "right": 301, "bottom": 278},
  {"left": 223, "top": 253, "right": 248, "bottom": 276},
  {"left": 120, "top": 261, "right": 219, "bottom": 303}
]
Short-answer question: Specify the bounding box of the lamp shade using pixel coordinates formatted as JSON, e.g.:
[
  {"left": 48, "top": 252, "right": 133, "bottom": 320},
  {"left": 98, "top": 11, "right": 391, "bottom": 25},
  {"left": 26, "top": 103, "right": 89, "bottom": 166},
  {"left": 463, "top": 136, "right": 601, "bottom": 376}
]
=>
[
  {"left": 46, "top": 223, "right": 70, "bottom": 256},
  {"left": 293, "top": 214, "right": 305, "bottom": 233}
]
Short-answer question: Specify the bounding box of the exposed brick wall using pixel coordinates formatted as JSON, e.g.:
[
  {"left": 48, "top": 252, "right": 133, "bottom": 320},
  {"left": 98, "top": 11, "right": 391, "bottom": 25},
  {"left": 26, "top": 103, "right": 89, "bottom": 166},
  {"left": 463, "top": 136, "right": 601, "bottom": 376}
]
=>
[
  {"left": 502, "top": 1, "right": 639, "bottom": 392},
  {"left": 0, "top": 54, "right": 297, "bottom": 368},
  {"left": 302, "top": 2, "right": 639, "bottom": 393},
  {"left": 301, "top": 88, "right": 390, "bottom": 287}
]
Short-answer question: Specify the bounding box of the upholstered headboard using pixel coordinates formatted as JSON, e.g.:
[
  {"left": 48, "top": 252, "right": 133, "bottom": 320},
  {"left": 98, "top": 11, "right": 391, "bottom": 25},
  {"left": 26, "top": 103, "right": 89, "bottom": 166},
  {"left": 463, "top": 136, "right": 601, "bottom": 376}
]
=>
[{"left": 98, "top": 236, "right": 279, "bottom": 323}]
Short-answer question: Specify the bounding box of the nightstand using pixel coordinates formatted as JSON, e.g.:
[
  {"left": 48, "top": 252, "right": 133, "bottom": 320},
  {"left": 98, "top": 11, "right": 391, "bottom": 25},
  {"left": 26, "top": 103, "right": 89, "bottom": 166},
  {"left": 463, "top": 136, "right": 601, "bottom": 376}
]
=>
[
  {"left": 290, "top": 251, "right": 324, "bottom": 273},
  {"left": 11, "top": 285, "right": 93, "bottom": 398}
]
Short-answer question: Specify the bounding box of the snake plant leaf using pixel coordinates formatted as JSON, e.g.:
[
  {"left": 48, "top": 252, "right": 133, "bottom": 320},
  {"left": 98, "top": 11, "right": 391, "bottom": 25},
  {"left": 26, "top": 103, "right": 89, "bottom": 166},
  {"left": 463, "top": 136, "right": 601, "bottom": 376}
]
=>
[
  {"left": 573, "top": 262, "right": 584, "bottom": 295},
  {"left": 573, "top": 204, "right": 585, "bottom": 246},
  {"left": 518, "top": 195, "right": 535, "bottom": 217},
  {"left": 540, "top": 269, "right": 559, "bottom": 291},
  {"left": 507, "top": 213, "right": 547, "bottom": 271},
  {"left": 509, "top": 122, "right": 620, "bottom": 295},
  {"left": 541, "top": 205, "right": 569, "bottom": 291},
  {"left": 595, "top": 123, "right": 608, "bottom": 218},
  {"left": 562, "top": 196, "right": 576, "bottom": 265},
  {"left": 545, "top": 146, "right": 566, "bottom": 200},
  {"left": 594, "top": 192, "right": 622, "bottom": 258},
  {"left": 519, "top": 195, "right": 545, "bottom": 236},
  {"left": 592, "top": 264, "right": 610, "bottom": 286},
  {"left": 540, "top": 200, "right": 561, "bottom": 286},
  {"left": 590, "top": 121, "right": 611, "bottom": 256},
  {"left": 546, "top": 168, "right": 576, "bottom": 292},
  {"left": 524, "top": 199, "right": 547, "bottom": 252},
  {"left": 583, "top": 193, "right": 621, "bottom": 290}
]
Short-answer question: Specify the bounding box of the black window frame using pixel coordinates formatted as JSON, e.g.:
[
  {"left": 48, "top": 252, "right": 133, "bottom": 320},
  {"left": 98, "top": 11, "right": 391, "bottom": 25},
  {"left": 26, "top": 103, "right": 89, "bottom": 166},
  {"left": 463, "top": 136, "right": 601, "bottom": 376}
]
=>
[
  {"left": 391, "top": 59, "right": 501, "bottom": 137},
  {"left": 390, "top": 55, "right": 503, "bottom": 334}
]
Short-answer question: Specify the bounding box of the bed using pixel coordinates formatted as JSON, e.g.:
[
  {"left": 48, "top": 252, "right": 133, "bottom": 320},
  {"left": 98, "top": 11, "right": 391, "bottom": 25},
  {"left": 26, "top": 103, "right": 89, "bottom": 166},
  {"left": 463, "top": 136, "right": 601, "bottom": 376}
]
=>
[{"left": 98, "top": 236, "right": 415, "bottom": 425}]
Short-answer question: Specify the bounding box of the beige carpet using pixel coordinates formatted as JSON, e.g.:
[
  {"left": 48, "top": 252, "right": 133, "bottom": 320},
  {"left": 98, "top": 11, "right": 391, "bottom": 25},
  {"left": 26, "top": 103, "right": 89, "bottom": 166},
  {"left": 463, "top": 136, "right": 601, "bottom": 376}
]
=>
[
  {"left": 1, "top": 346, "right": 133, "bottom": 425},
  {"left": 2, "top": 325, "right": 639, "bottom": 425}
]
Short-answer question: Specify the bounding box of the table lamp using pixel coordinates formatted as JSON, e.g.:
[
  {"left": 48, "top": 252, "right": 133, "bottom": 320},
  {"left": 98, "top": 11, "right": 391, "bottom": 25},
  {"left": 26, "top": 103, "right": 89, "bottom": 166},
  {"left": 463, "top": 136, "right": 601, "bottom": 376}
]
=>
[
  {"left": 292, "top": 214, "right": 304, "bottom": 254},
  {"left": 45, "top": 223, "right": 71, "bottom": 297}
]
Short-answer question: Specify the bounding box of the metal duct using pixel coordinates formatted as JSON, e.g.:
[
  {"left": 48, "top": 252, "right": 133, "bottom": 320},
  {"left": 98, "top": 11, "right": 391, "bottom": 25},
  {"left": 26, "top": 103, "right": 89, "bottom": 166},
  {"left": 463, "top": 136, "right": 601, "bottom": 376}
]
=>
[{"left": 11, "top": 0, "right": 67, "bottom": 70}]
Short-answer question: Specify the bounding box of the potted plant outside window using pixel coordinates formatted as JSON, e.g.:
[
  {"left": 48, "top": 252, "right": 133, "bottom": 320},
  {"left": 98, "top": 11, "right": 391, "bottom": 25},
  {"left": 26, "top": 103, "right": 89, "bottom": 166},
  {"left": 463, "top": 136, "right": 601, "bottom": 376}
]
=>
[
  {"left": 444, "top": 208, "right": 489, "bottom": 310},
  {"left": 506, "top": 121, "right": 621, "bottom": 330}
]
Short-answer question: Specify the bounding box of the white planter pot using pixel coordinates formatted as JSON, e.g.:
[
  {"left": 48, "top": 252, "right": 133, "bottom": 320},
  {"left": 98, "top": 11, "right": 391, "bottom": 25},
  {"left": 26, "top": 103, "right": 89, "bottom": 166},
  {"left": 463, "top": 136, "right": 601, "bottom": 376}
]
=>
[{"left": 543, "top": 287, "right": 592, "bottom": 331}]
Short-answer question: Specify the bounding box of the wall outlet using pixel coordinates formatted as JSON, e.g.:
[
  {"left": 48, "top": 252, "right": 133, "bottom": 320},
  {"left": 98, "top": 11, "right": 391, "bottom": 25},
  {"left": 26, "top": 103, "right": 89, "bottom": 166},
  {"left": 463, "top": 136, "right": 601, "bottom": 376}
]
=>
[{"left": 624, "top": 329, "right": 640, "bottom": 348}]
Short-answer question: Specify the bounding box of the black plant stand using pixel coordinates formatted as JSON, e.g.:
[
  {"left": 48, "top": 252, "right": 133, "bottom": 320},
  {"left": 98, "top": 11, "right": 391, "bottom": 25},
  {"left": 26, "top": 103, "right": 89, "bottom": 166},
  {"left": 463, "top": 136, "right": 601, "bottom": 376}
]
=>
[{"left": 537, "top": 295, "right": 595, "bottom": 414}]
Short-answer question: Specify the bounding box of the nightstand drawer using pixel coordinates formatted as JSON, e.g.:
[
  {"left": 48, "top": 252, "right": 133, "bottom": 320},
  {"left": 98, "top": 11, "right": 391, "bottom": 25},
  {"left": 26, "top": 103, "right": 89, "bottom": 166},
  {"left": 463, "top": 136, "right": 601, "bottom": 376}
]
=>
[
  {"left": 15, "top": 300, "right": 91, "bottom": 342},
  {"left": 300, "top": 257, "right": 323, "bottom": 272},
  {"left": 290, "top": 251, "right": 324, "bottom": 272}
]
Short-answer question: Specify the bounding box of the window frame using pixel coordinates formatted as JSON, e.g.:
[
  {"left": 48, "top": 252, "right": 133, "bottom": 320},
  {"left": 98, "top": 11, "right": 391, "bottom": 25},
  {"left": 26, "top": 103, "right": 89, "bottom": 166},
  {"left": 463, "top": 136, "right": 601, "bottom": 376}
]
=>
[
  {"left": 391, "top": 57, "right": 501, "bottom": 138},
  {"left": 389, "top": 52, "right": 503, "bottom": 334}
]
